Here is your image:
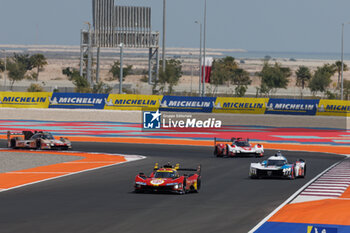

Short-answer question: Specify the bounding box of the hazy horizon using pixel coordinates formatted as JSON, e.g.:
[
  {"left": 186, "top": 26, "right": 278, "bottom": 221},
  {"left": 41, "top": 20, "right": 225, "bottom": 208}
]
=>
[{"left": 1, "top": 0, "right": 350, "bottom": 54}]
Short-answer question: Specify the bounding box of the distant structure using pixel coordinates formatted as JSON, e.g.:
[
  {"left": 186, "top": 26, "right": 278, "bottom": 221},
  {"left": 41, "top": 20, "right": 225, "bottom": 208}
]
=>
[{"left": 80, "top": 0, "right": 160, "bottom": 86}]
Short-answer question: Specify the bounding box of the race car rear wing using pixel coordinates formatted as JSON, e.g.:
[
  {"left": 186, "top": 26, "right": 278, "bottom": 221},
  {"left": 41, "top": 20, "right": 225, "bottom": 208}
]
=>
[
  {"left": 7, "top": 131, "right": 24, "bottom": 141},
  {"left": 214, "top": 137, "right": 236, "bottom": 145},
  {"left": 178, "top": 165, "right": 201, "bottom": 175},
  {"left": 214, "top": 137, "right": 249, "bottom": 145},
  {"left": 7, "top": 130, "right": 45, "bottom": 141},
  {"left": 154, "top": 163, "right": 201, "bottom": 175}
]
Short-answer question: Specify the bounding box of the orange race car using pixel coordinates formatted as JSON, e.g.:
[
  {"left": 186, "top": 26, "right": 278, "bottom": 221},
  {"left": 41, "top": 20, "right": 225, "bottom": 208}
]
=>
[{"left": 7, "top": 130, "right": 72, "bottom": 150}]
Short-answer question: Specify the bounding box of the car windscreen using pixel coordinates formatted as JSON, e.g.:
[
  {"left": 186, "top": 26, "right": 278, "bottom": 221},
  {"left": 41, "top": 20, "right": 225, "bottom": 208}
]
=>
[
  {"left": 154, "top": 171, "right": 177, "bottom": 178},
  {"left": 267, "top": 160, "right": 286, "bottom": 166},
  {"left": 42, "top": 133, "right": 54, "bottom": 140},
  {"left": 235, "top": 141, "right": 250, "bottom": 147}
]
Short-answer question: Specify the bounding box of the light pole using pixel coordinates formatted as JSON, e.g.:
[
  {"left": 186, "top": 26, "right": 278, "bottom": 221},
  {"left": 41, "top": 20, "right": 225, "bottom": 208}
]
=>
[
  {"left": 162, "top": 0, "right": 166, "bottom": 72},
  {"left": 202, "top": 0, "right": 207, "bottom": 97},
  {"left": 195, "top": 21, "right": 202, "bottom": 96},
  {"left": 2, "top": 50, "right": 6, "bottom": 88},
  {"left": 341, "top": 22, "right": 350, "bottom": 100},
  {"left": 189, "top": 52, "right": 193, "bottom": 93},
  {"left": 119, "top": 43, "right": 124, "bottom": 94},
  {"left": 84, "top": 22, "right": 92, "bottom": 85}
]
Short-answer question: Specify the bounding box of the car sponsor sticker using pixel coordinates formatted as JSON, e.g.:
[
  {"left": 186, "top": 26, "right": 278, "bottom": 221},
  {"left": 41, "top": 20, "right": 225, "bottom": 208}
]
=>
[{"left": 150, "top": 179, "right": 165, "bottom": 185}]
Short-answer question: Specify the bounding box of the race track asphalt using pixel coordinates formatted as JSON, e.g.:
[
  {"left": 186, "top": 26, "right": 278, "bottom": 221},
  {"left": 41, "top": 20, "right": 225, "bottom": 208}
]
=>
[{"left": 0, "top": 142, "right": 345, "bottom": 233}]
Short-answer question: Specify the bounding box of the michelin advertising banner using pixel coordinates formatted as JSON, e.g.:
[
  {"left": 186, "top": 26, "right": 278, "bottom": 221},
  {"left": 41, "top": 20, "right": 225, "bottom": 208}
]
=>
[
  {"left": 265, "top": 98, "right": 320, "bottom": 115},
  {"left": 159, "top": 96, "right": 216, "bottom": 112},
  {"left": 0, "top": 91, "right": 348, "bottom": 117},
  {"left": 104, "top": 94, "right": 162, "bottom": 111},
  {"left": 49, "top": 93, "right": 108, "bottom": 109},
  {"left": 0, "top": 92, "right": 52, "bottom": 108},
  {"left": 212, "top": 97, "right": 268, "bottom": 114},
  {"left": 317, "top": 100, "right": 350, "bottom": 116}
]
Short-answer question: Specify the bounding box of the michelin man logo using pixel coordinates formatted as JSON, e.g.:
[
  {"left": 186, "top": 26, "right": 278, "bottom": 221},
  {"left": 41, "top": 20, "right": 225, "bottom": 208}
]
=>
[
  {"left": 49, "top": 97, "right": 58, "bottom": 105},
  {"left": 213, "top": 101, "right": 222, "bottom": 109},
  {"left": 105, "top": 98, "right": 113, "bottom": 106},
  {"left": 159, "top": 100, "right": 168, "bottom": 108},
  {"left": 266, "top": 103, "right": 274, "bottom": 111},
  {"left": 143, "top": 110, "right": 161, "bottom": 129},
  {"left": 318, "top": 104, "right": 325, "bottom": 112}
]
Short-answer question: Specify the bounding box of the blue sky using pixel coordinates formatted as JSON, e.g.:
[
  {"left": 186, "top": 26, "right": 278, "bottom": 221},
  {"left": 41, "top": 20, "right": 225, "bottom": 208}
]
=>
[{"left": 1, "top": 0, "right": 350, "bottom": 53}]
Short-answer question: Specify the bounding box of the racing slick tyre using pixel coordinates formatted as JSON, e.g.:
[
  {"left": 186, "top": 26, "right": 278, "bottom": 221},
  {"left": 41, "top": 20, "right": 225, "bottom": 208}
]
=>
[
  {"left": 9, "top": 139, "right": 16, "bottom": 149},
  {"left": 36, "top": 140, "right": 41, "bottom": 150},
  {"left": 214, "top": 147, "right": 219, "bottom": 157},
  {"left": 300, "top": 165, "right": 306, "bottom": 178},
  {"left": 194, "top": 178, "right": 201, "bottom": 193},
  {"left": 214, "top": 146, "right": 223, "bottom": 157},
  {"left": 290, "top": 168, "right": 296, "bottom": 180},
  {"left": 225, "top": 145, "right": 230, "bottom": 157},
  {"left": 180, "top": 180, "right": 187, "bottom": 195}
]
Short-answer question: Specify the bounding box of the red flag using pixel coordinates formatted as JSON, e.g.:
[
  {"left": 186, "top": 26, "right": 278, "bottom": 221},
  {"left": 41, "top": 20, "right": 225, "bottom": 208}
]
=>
[{"left": 201, "top": 57, "right": 213, "bottom": 83}]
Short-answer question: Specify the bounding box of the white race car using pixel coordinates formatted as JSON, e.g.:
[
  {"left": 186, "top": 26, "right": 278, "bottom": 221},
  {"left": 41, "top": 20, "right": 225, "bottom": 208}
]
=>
[
  {"left": 249, "top": 152, "right": 306, "bottom": 179},
  {"left": 214, "top": 137, "right": 264, "bottom": 157}
]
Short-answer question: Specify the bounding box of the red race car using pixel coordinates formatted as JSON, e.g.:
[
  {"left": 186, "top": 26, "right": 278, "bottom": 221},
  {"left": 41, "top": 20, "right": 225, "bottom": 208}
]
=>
[
  {"left": 134, "top": 163, "right": 201, "bottom": 194},
  {"left": 214, "top": 137, "right": 264, "bottom": 158}
]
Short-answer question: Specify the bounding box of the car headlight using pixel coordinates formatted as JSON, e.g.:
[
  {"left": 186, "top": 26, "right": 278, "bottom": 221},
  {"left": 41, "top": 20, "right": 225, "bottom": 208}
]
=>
[
  {"left": 135, "top": 182, "right": 146, "bottom": 186},
  {"left": 174, "top": 184, "right": 179, "bottom": 189}
]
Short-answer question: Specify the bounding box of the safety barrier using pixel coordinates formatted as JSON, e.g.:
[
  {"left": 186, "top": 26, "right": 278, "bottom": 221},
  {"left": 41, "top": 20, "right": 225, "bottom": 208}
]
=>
[{"left": 0, "top": 92, "right": 349, "bottom": 116}]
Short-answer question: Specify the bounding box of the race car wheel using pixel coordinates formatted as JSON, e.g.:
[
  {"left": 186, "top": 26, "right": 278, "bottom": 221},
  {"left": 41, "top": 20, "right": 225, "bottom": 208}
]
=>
[
  {"left": 36, "top": 140, "right": 41, "bottom": 150},
  {"left": 225, "top": 145, "right": 229, "bottom": 157},
  {"left": 214, "top": 147, "right": 219, "bottom": 157},
  {"left": 10, "top": 139, "right": 16, "bottom": 148},
  {"left": 195, "top": 178, "right": 201, "bottom": 193},
  {"left": 215, "top": 146, "right": 224, "bottom": 157},
  {"left": 290, "top": 168, "right": 295, "bottom": 180},
  {"left": 180, "top": 180, "right": 187, "bottom": 195},
  {"left": 300, "top": 165, "right": 306, "bottom": 178}
]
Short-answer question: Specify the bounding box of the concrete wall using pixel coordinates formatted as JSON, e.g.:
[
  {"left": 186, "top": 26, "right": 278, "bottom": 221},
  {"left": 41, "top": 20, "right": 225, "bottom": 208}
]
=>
[{"left": 0, "top": 108, "right": 348, "bottom": 129}]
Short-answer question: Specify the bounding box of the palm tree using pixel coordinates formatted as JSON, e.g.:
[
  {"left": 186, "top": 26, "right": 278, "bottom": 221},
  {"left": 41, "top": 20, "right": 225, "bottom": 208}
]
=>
[
  {"left": 335, "top": 61, "right": 348, "bottom": 88},
  {"left": 30, "top": 54, "right": 47, "bottom": 81},
  {"left": 295, "top": 66, "right": 311, "bottom": 98}
]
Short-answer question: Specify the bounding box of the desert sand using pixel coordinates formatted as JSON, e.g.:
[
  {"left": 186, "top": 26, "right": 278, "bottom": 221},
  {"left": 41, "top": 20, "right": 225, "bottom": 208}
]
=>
[{"left": 0, "top": 44, "right": 349, "bottom": 96}]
